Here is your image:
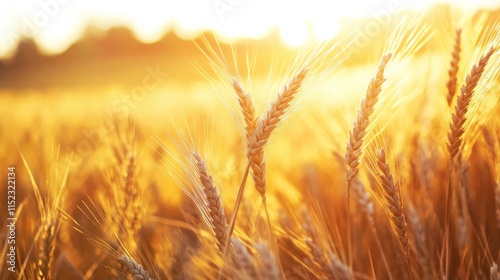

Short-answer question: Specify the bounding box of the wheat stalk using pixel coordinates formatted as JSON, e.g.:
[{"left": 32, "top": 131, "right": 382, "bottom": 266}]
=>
[
  {"left": 104, "top": 117, "right": 144, "bottom": 262},
  {"left": 376, "top": 149, "right": 411, "bottom": 269},
  {"left": 447, "top": 47, "right": 496, "bottom": 160},
  {"left": 236, "top": 68, "right": 308, "bottom": 278},
  {"left": 444, "top": 47, "right": 496, "bottom": 276},
  {"left": 119, "top": 255, "right": 152, "bottom": 280},
  {"left": 248, "top": 67, "right": 309, "bottom": 203},
  {"left": 446, "top": 28, "right": 462, "bottom": 106},
  {"left": 193, "top": 152, "right": 228, "bottom": 252},
  {"left": 345, "top": 53, "right": 392, "bottom": 269},
  {"left": 220, "top": 69, "right": 308, "bottom": 275}
]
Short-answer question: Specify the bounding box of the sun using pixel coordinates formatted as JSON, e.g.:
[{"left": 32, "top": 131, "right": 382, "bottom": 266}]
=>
[{"left": 279, "top": 22, "right": 310, "bottom": 48}]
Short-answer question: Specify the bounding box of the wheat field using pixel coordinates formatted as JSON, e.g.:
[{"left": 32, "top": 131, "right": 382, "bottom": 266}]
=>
[{"left": 1, "top": 6, "right": 500, "bottom": 280}]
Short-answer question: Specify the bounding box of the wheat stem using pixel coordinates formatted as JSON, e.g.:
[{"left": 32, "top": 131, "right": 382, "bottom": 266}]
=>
[{"left": 219, "top": 162, "right": 251, "bottom": 280}]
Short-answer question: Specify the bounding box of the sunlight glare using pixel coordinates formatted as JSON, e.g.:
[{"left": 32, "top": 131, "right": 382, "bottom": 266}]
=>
[
  {"left": 1, "top": 0, "right": 500, "bottom": 57},
  {"left": 313, "top": 19, "right": 340, "bottom": 41},
  {"left": 280, "top": 22, "right": 309, "bottom": 48}
]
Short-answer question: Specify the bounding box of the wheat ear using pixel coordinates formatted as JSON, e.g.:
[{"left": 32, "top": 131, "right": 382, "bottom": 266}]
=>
[
  {"left": 248, "top": 67, "right": 309, "bottom": 203},
  {"left": 446, "top": 29, "right": 462, "bottom": 106},
  {"left": 231, "top": 237, "right": 258, "bottom": 279},
  {"left": 119, "top": 255, "right": 152, "bottom": 280},
  {"left": 376, "top": 149, "right": 411, "bottom": 271},
  {"left": 305, "top": 238, "right": 350, "bottom": 280},
  {"left": 447, "top": 47, "right": 496, "bottom": 160},
  {"left": 122, "top": 153, "right": 142, "bottom": 239},
  {"left": 36, "top": 215, "right": 59, "bottom": 280},
  {"left": 491, "top": 263, "right": 500, "bottom": 280},
  {"left": 221, "top": 69, "right": 307, "bottom": 278},
  {"left": 255, "top": 242, "right": 281, "bottom": 280},
  {"left": 106, "top": 117, "right": 143, "bottom": 259},
  {"left": 233, "top": 78, "right": 258, "bottom": 141},
  {"left": 214, "top": 79, "right": 259, "bottom": 274},
  {"left": 193, "top": 152, "right": 228, "bottom": 252},
  {"left": 305, "top": 238, "right": 334, "bottom": 279},
  {"left": 345, "top": 53, "right": 392, "bottom": 183},
  {"left": 407, "top": 203, "right": 431, "bottom": 278},
  {"left": 352, "top": 178, "right": 375, "bottom": 225},
  {"left": 345, "top": 53, "right": 392, "bottom": 269},
  {"left": 328, "top": 252, "right": 352, "bottom": 280}
]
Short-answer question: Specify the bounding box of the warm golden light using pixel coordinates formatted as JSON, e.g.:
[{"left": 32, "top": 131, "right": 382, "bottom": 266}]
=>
[
  {"left": 1, "top": 0, "right": 500, "bottom": 58},
  {"left": 2, "top": 0, "right": 500, "bottom": 279}
]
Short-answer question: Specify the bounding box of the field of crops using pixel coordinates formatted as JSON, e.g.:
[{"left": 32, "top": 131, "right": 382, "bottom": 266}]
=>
[{"left": 1, "top": 7, "right": 500, "bottom": 280}]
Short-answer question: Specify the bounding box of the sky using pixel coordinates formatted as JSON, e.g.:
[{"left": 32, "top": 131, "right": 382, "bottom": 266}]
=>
[{"left": 0, "top": 0, "right": 499, "bottom": 59}]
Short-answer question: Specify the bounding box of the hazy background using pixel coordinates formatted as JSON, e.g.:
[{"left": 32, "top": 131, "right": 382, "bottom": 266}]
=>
[{"left": 1, "top": 0, "right": 499, "bottom": 90}]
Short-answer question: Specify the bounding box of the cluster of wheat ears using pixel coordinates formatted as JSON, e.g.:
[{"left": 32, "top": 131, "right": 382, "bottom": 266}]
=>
[{"left": 4, "top": 10, "right": 500, "bottom": 280}]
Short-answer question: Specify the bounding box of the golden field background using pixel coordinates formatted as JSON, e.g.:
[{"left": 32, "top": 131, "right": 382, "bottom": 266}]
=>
[{"left": 1, "top": 5, "right": 500, "bottom": 280}]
